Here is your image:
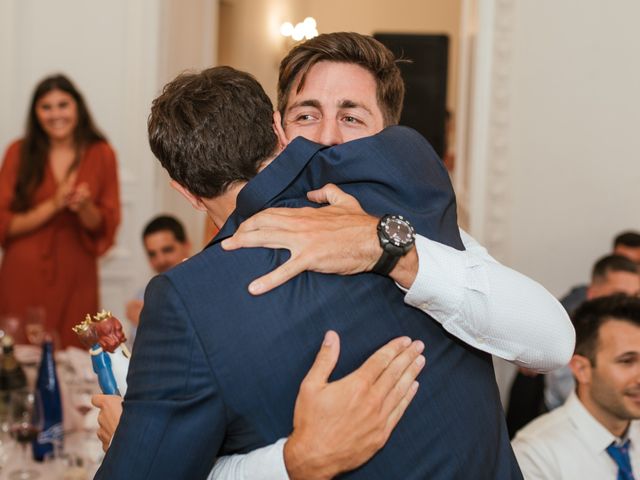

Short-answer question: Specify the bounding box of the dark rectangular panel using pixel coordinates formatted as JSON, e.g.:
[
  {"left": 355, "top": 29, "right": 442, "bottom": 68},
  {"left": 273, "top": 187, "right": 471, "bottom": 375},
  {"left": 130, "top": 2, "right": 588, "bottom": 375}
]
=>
[{"left": 374, "top": 34, "right": 449, "bottom": 157}]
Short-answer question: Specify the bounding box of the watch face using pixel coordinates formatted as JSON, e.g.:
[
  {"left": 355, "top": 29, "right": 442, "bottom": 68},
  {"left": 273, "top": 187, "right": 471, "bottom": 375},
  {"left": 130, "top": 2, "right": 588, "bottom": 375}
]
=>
[{"left": 382, "top": 216, "right": 415, "bottom": 246}]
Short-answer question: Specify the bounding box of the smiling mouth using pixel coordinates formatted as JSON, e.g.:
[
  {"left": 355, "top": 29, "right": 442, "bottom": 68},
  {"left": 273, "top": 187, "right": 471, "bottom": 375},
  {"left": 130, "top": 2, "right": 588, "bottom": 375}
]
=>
[
  {"left": 46, "top": 123, "right": 72, "bottom": 131},
  {"left": 624, "top": 392, "right": 640, "bottom": 402}
]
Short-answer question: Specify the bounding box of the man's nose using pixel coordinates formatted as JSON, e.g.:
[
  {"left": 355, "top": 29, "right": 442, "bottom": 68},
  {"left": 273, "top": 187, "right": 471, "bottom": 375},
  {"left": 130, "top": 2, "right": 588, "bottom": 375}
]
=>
[{"left": 318, "top": 121, "right": 343, "bottom": 146}]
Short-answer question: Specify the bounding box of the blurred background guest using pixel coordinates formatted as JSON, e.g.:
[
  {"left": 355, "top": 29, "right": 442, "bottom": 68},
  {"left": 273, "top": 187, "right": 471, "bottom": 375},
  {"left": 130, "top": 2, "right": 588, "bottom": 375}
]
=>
[
  {"left": 0, "top": 74, "right": 120, "bottom": 348},
  {"left": 507, "top": 253, "right": 640, "bottom": 436},
  {"left": 561, "top": 231, "right": 640, "bottom": 314},
  {"left": 125, "top": 214, "right": 190, "bottom": 339},
  {"left": 513, "top": 295, "right": 640, "bottom": 479},
  {"left": 544, "top": 254, "right": 640, "bottom": 411}
]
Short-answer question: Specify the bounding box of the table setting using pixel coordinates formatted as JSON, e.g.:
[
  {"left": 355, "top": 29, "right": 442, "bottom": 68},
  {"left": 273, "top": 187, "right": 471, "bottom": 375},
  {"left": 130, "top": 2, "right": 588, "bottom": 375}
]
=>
[{"left": 0, "top": 343, "right": 104, "bottom": 479}]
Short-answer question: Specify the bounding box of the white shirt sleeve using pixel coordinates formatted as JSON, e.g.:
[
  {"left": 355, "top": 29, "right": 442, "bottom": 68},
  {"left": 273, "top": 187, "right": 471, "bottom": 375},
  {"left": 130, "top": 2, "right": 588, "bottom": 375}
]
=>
[
  {"left": 207, "top": 438, "right": 289, "bottom": 480},
  {"left": 402, "top": 229, "right": 575, "bottom": 372}
]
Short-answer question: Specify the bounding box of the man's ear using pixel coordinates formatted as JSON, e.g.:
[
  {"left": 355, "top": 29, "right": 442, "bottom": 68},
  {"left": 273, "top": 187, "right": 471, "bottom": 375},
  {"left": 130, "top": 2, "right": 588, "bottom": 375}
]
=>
[
  {"left": 569, "top": 354, "right": 593, "bottom": 385},
  {"left": 170, "top": 180, "right": 207, "bottom": 212},
  {"left": 273, "top": 111, "right": 289, "bottom": 147}
]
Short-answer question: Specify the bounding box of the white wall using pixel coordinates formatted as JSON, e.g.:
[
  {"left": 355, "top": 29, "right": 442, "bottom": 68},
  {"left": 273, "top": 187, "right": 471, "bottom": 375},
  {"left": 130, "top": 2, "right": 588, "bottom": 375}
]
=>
[
  {"left": 507, "top": 0, "right": 640, "bottom": 295},
  {"left": 218, "top": 0, "right": 299, "bottom": 102},
  {"left": 463, "top": 0, "right": 640, "bottom": 297}
]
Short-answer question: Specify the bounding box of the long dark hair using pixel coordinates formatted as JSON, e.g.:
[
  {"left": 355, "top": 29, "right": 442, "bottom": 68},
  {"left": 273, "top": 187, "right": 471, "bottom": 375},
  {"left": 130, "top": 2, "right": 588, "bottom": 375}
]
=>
[{"left": 11, "top": 74, "right": 106, "bottom": 212}]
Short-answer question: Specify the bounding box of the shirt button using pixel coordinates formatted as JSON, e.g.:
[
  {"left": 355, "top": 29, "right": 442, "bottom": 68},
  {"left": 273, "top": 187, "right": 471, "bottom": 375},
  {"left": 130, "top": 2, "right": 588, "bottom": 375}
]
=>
[{"left": 420, "top": 302, "right": 430, "bottom": 309}]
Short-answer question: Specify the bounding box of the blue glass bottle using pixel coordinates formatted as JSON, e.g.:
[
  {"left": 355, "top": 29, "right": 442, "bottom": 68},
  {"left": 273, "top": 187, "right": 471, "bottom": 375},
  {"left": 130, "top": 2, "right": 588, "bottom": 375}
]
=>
[{"left": 32, "top": 339, "right": 63, "bottom": 461}]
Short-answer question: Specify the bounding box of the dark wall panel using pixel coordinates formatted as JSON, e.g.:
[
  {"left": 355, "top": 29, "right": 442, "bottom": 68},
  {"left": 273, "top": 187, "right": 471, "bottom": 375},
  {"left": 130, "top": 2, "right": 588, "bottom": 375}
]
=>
[{"left": 374, "top": 34, "right": 449, "bottom": 157}]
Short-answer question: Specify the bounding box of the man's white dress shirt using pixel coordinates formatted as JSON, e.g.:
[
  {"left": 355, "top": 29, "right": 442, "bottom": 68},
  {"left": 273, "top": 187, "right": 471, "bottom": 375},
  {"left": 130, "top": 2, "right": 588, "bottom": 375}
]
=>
[
  {"left": 512, "top": 391, "right": 640, "bottom": 479},
  {"left": 209, "top": 229, "right": 576, "bottom": 479}
]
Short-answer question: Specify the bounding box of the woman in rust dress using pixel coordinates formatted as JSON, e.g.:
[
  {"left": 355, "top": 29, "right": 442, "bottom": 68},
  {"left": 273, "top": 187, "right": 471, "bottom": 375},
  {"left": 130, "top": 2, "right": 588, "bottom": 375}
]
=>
[{"left": 0, "top": 74, "right": 120, "bottom": 348}]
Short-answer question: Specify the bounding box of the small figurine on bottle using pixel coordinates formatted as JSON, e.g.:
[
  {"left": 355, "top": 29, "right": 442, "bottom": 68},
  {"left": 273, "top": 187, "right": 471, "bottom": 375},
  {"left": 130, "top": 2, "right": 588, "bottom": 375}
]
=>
[{"left": 72, "top": 310, "right": 130, "bottom": 396}]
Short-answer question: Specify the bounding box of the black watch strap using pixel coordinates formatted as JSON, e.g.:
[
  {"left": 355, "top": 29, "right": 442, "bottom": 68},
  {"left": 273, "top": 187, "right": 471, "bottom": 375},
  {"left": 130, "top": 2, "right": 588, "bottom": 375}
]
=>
[
  {"left": 372, "top": 214, "right": 415, "bottom": 277},
  {"left": 372, "top": 249, "right": 401, "bottom": 276}
]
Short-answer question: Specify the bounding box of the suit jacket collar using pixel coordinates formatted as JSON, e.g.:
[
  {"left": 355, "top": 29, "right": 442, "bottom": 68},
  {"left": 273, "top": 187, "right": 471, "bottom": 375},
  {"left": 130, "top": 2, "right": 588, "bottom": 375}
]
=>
[{"left": 209, "top": 136, "right": 324, "bottom": 246}]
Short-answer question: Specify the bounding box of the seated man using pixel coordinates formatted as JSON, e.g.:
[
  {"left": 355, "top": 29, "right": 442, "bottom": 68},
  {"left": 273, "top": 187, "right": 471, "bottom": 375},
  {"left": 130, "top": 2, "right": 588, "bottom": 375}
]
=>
[
  {"left": 512, "top": 295, "right": 640, "bottom": 479},
  {"left": 561, "top": 231, "right": 640, "bottom": 313},
  {"left": 125, "top": 214, "right": 191, "bottom": 330},
  {"left": 614, "top": 231, "right": 640, "bottom": 266},
  {"left": 96, "top": 66, "right": 520, "bottom": 479},
  {"left": 545, "top": 254, "right": 640, "bottom": 410}
]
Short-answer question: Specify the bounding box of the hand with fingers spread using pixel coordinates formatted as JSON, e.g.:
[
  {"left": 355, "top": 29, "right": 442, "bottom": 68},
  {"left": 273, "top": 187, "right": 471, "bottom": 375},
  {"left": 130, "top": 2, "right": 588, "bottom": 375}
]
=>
[
  {"left": 88, "top": 331, "right": 425, "bottom": 478},
  {"left": 91, "top": 394, "right": 123, "bottom": 452},
  {"left": 283, "top": 331, "right": 425, "bottom": 480},
  {"left": 222, "top": 183, "right": 382, "bottom": 295}
]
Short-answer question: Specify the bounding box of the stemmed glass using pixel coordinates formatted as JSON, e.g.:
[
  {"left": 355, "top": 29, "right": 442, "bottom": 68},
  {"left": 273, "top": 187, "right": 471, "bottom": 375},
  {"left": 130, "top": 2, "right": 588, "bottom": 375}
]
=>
[
  {"left": 68, "top": 380, "right": 103, "bottom": 471},
  {"left": 70, "top": 381, "right": 95, "bottom": 430},
  {"left": 8, "top": 390, "right": 43, "bottom": 480},
  {"left": 24, "top": 308, "right": 45, "bottom": 347}
]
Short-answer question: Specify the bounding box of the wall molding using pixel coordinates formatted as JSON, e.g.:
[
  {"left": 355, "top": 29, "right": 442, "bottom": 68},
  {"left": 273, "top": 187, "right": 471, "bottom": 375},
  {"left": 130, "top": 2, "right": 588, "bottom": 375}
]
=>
[
  {"left": 483, "top": 0, "right": 515, "bottom": 262},
  {"left": 460, "top": 0, "right": 515, "bottom": 263}
]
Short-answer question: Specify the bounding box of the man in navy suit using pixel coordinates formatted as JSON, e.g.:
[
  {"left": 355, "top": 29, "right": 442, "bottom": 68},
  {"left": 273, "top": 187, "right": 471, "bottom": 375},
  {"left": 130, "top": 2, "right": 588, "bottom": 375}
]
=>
[{"left": 96, "top": 60, "right": 522, "bottom": 479}]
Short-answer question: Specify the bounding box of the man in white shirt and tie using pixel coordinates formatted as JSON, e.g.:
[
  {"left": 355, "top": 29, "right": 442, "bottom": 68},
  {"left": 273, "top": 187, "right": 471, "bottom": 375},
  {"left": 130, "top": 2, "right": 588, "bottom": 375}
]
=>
[{"left": 512, "top": 294, "right": 640, "bottom": 479}]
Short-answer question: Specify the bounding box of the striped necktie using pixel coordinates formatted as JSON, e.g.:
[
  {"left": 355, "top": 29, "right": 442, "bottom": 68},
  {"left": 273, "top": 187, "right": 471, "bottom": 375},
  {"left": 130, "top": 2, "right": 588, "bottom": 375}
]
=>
[{"left": 606, "top": 440, "right": 635, "bottom": 480}]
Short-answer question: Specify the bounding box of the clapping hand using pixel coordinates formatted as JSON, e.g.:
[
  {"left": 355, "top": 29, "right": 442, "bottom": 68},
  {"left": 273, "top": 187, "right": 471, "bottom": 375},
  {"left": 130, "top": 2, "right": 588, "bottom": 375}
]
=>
[
  {"left": 67, "top": 182, "right": 92, "bottom": 212},
  {"left": 52, "top": 171, "right": 77, "bottom": 210}
]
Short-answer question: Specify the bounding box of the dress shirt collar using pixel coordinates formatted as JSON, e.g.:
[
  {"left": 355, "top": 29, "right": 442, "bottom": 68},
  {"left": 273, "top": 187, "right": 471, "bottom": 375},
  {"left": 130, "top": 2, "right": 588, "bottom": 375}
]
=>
[{"left": 565, "top": 391, "right": 640, "bottom": 454}]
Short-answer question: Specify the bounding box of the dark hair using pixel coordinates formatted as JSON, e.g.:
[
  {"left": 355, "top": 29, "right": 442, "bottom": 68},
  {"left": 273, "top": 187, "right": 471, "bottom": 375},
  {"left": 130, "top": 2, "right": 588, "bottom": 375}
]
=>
[
  {"left": 277, "top": 32, "right": 405, "bottom": 126},
  {"left": 592, "top": 254, "right": 638, "bottom": 282},
  {"left": 614, "top": 231, "right": 640, "bottom": 249},
  {"left": 12, "top": 74, "right": 106, "bottom": 212},
  {"left": 142, "top": 215, "right": 187, "bottom": 243},
  {"left": 148, "top": 66, "right": 277, "bottom": 198},
  {"left": 573, "top": 294, "right": 640, "bottom": 364}
]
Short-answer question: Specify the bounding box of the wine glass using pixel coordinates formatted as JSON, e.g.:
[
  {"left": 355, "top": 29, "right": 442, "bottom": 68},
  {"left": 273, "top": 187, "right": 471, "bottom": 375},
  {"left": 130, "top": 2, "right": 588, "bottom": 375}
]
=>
[
  {"left": 8, "top": 389, "right": 43, "bottom": 480},
  {"left": 24, "top": 308, "right": 45, "bottom": 347},
  {"left": 69, "top": 380, "right": 97, "bottom": 436}
]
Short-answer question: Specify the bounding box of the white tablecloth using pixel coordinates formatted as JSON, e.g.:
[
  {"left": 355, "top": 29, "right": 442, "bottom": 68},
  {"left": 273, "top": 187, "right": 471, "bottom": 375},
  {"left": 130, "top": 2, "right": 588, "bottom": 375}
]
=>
[{"left": 0, "top": 430, "right": 102, "bottom": 479}]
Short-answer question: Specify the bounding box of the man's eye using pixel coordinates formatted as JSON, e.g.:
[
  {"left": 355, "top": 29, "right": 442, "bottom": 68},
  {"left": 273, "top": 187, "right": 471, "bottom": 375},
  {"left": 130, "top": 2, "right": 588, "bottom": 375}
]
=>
[
  {"left": 343, "top": 116, "right": 361, "bottom": 124},
  {"left": 296, "top": 114, "right": 315, "bottom": 121}
]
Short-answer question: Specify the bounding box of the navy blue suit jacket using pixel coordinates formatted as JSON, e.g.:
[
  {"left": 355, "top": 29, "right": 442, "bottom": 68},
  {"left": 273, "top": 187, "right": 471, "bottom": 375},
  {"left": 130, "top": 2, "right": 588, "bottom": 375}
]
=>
[{"left": 96, "top": 127, "right": 521, "bottom": 479}]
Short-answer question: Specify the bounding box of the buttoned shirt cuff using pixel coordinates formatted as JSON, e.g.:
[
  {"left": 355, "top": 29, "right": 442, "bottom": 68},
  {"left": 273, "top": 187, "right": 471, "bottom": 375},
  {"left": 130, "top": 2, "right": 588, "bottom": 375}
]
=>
[{"left": 401, "top": 234, "right": 484, "bottom": 337}]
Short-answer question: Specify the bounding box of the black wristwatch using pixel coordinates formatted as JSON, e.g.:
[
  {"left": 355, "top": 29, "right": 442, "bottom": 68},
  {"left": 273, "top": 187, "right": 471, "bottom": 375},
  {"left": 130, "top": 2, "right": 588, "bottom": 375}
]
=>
[{"left": 372, "top": 214, "right": 416, "bottom": 276}]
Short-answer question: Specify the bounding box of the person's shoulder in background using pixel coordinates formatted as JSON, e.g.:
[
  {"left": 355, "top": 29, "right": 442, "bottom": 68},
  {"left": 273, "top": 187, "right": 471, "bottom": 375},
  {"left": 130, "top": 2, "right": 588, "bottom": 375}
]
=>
[{"left": 559, "top": 284, "right": 588, "bottom": 313}]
